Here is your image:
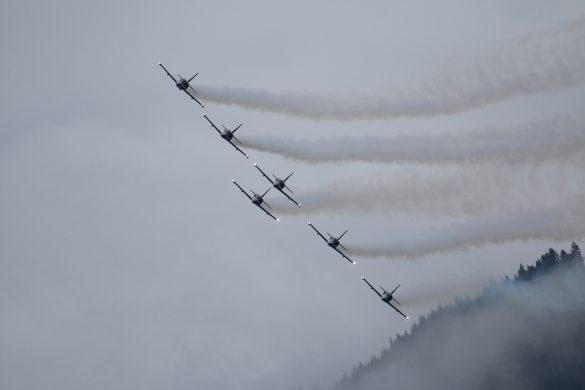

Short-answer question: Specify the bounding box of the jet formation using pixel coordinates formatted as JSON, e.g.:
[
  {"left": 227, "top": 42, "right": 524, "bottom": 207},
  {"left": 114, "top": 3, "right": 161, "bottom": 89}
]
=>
[{"left": 158, "top": 62, "right": 410, "bottom": 321}]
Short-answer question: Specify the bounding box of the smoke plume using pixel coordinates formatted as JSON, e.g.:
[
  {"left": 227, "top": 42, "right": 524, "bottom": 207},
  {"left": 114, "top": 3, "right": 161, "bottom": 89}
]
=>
[
  {"left": 240, "top": 115, "right": 585, "bottom": 164},
  {"left": 345, "top": 199, "right": 585, "bottom": 259},
  {"left": 198, "top": 18, "right": 585, "bottom": 121},
  {"left": 270, "top": 159, "right": 585, "bottom": 218}
]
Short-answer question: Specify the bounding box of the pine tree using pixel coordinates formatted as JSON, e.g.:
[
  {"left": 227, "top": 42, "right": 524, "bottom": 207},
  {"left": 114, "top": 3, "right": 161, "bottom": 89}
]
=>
[
  {"left": 526, "top": 264, "right": 537, "bottom": 280},
  {"left": 560, "top": 249, "right": 570, "bottom": 266},
  {"left": 516, "top": 264, "right": 528, "bottom": 282},
  {"left": 539, "top": 248, "right": 558, "bottom": 273},
  {"left": 570, "top": 242, "right": 583, "bottom": 266}
]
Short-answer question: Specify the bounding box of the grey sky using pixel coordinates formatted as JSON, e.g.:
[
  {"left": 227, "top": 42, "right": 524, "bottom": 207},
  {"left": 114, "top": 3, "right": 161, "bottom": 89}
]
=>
[{"left": 1, "top": 1, "right": 584, "bottom": 389}]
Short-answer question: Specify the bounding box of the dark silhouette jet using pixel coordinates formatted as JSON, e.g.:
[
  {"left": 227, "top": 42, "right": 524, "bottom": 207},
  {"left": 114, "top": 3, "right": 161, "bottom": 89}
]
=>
[
  {"left": 158, "top": 62, "right": 204, "bottom": 108},
  {"left": 232, "top": 180, "right": 279, "bottom": 222},
  {"left": 254, "top": 163, "right": 301, "bottom": 207},
  {"left": 203, "top": 114, "right": 249, "bottom": 159},
  {"left": 362, "top": 277, "right": 409, "bottom": 320},
  {"left": 308, "top": 222, "right": 355, "bottom": 264}
]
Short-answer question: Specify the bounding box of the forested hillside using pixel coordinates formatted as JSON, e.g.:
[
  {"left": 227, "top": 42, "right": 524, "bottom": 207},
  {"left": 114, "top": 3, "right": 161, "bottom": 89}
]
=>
[{"left": 324, "top": 243, "right": 585, "bottom": 390}]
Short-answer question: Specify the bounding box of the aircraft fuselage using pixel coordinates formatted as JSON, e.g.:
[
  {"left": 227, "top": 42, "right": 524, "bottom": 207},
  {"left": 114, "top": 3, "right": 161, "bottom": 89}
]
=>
[
  {"left": 381, "top": 292, "right": 393, "bottom": 303},
  {"left": 176, "top": 79, "right": 189, "bottom": 90},
  {"left": 252, "top": 195, "right": 263, "bottom": 206},
  {"left": 273, "top": 179, "right": 285, "bottom": 190},
  {"left": 221, "top": 131, "right": 233, "bottom": 141},
  {"left": 328, "top": 238, "right": 339, "bottom": 248}
]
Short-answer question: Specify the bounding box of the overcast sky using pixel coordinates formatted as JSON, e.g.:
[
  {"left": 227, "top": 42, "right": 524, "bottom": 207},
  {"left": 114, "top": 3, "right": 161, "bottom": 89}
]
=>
[{"left": 1, "top": 1, "right": 584, "bottom": 389}]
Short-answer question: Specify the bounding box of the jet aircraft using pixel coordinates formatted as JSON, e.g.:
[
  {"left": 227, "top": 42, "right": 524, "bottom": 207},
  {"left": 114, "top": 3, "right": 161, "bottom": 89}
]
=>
[
  {"left": 254, "top": 163, "right": 301, "bottom": 207},
  {"left": 232, "top": 180, "right": 279, "bottom": 221},
  {"left": 203, "top": 114, "right": 249, "bottom": 158},
  {"left": 362, "top": 277, "right": 409, "bottom": 320},
  {"left": 308, "top": 222, "right": 355, "bottom": 264},
  {"left": 158, "top": 62, "right": 204, "bottom": 108}
]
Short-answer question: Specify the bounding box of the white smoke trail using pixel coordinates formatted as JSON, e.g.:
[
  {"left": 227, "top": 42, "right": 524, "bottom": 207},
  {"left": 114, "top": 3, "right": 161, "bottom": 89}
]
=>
[
  {"left": 198, "top": 18, "right": 585, "bottom": 121},
  {"left": 270, "top": 158, "right": 585, "bottom": 218},
  {"left": 239, "top": 115, "right": 585, "bottom": 164},
  {"left": 346, "top": 198, "right": 585, "bottom": 259}
]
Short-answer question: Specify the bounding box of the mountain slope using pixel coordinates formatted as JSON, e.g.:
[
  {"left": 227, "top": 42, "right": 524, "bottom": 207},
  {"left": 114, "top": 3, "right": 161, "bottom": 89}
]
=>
[{"left": 330, "top": 244, "right": 585, "bottom": 390}]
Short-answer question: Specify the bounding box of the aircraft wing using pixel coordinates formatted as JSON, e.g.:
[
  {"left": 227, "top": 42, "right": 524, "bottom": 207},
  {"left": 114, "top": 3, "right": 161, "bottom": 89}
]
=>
[
  {"left": 387, "top": 301, "right": 409, "bottom": 320},
  {"left": 277, "top": 188, "right": 301, "bottom": 207},
  {"left": 203, "top": 114, "right": 222, "bottom": 135},
  {"left": 257, "top": 204, "right": 279, "bottom": 222},
  {"left": 362, "top": 277, "right": 382, "bottom": 298},
  {"left": 184, "top": 88, "right": 204, "bottom": 108},
  {"left": 232, "top": 180, "right": 252, "bottom": 200},
  {"left": 254, "top": 164, "right": 274, "bottom": 185},
  {"left": 333, "top": 247, "right": 355, "bottom": 264},
  {"left": 309, "top": 223, "right": 328, "bottom": 243},
  {"left": 228, "top": 140, "right": 249, "bottom": 158},
  {"left": 158, "top": 63, "right": 177, "bottom": 83},
  {"left": 187, "top": 84, "right": 198, "bottom": 95}
]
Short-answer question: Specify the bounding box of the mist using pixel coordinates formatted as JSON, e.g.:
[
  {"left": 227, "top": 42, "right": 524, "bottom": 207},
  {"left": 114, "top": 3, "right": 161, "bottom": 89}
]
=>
[
  {"left": 197, "top": 17, "right": 585, "bottom": 121},
  {"left": 239, "top": 115, "right": 585, "bottom": 164},
  {"left": 346, "top": 200, "right": 585, "bottom": 259},
  {"left": 332, "top": 265, "right": 585, "bottom": 390}
]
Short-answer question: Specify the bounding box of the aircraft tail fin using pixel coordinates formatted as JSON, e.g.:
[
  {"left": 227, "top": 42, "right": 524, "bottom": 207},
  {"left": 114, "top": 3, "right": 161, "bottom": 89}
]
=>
[
  {"left": 188, "top": 73, "right": 199, "bottom": 82},
  {"left": 232, "top": 123, "right": 243, "bottom": 133},
  {"left": 391, "top": 284, "right": 401, "bottom": 295}
]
